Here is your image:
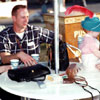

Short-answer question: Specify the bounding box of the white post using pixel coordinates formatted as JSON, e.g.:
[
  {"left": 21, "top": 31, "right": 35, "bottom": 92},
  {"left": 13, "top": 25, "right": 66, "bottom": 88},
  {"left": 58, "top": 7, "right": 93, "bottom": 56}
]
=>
[{"left": 54, "top": 0, "right": 59, "bottom": 74}]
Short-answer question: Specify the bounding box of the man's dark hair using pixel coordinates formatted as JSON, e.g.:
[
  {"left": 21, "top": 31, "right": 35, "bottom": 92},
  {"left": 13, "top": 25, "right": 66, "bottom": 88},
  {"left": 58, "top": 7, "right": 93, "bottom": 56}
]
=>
[{"left": 11, "top": 5, "right": 27, "bottom": 16}]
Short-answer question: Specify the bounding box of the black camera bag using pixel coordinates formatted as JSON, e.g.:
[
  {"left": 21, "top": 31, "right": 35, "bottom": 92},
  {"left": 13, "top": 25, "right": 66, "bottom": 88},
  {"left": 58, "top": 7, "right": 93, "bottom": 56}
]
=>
[{"left": 8, "top": 64, "right": 51, "bottom": 82}]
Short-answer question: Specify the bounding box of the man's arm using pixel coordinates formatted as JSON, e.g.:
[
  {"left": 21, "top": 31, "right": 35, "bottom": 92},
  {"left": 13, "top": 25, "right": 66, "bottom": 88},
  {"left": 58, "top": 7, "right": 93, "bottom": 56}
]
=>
[
  {"left": 39, "top": 27, "right": 62, "bottom": 44},
  {"left": 38, "top": 27, "right": 54, "bottom": 44},
  {"left": 0, "top": 51, "right": 37, "bottom": 66},
  {"left": 0, "top": 52, "right": 18, "bottom": 64}
]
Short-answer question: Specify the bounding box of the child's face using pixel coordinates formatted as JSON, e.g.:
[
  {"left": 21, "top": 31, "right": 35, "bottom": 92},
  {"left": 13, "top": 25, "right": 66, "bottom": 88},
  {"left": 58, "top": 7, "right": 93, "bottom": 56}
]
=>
[{"left": 92, "top": 32, "right": 99, "bottom": 38}]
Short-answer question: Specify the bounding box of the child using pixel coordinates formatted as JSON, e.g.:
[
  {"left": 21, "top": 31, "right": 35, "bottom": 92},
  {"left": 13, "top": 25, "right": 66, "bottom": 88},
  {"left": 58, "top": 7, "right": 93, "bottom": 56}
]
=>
[
  {"left": 80, "top": 16, "right": 100, "bottom": 72},
  {"left": 65, "top": 5, "right": 100, "bottom": 72}
]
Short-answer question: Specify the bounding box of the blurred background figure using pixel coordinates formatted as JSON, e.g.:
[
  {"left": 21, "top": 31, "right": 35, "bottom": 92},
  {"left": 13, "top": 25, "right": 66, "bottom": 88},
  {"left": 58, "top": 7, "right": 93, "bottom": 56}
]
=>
[
  {"left": 59, "top": 0, "right": 66, "bottom": 12},
  {"left": 29, "top": 0, "right": 48, "bottom": 22},
  {"left": 73, "top": 0, "right": 87, "bottom": 7}
]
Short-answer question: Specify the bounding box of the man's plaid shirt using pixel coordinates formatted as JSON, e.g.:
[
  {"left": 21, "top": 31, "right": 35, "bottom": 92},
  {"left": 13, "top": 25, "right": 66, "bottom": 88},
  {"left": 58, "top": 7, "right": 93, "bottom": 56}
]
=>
[{"left": 0, "top": 24, "right": 54, "bottom": 55}]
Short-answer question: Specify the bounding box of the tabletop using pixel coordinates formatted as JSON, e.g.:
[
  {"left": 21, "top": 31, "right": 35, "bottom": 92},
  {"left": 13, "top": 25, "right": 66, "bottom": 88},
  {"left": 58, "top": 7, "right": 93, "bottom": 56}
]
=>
[{"left": 0, "top": 62, "right": 100, "bottom": 100}]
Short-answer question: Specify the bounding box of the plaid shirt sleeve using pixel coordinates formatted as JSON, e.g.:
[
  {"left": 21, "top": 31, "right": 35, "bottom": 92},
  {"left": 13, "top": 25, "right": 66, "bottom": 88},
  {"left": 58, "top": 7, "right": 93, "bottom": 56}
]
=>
[{"left": 37, "top": 27, "right": 54, "bottom": 44}]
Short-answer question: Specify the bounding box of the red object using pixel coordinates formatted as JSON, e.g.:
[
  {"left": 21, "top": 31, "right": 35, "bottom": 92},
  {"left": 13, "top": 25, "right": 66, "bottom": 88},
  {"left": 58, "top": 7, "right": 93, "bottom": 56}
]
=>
[{"left": 65, "top": 5, "right": 94, "bottom": 18}]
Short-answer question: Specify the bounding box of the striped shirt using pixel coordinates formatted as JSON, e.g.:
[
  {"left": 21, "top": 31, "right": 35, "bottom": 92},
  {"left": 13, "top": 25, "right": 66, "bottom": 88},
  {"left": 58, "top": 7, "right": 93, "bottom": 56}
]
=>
[{"left": 0, "top": 24, "right": 54, "bottom": 55}]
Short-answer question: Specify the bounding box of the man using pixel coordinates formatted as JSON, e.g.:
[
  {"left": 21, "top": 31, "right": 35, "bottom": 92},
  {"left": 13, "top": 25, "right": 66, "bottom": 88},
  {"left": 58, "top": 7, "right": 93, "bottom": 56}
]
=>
[
  {"left": 0, "top": 4, "right": 56, "bottom": 100},
  {"left": 0, "top": 5, "right": 54, "bottom": 66}
]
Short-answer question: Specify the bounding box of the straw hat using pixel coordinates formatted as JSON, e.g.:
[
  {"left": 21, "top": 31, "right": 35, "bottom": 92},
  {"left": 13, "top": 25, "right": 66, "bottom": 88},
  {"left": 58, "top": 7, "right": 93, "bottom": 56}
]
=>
[{"left": 81, "top": 16, "right": 100, "bottom": 32}]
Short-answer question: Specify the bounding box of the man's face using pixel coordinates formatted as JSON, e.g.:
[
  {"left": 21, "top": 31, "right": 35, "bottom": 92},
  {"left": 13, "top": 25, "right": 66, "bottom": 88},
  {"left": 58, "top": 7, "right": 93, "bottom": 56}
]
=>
[{"left": 13, "top": 8, "right": 29, "bottom": 29}]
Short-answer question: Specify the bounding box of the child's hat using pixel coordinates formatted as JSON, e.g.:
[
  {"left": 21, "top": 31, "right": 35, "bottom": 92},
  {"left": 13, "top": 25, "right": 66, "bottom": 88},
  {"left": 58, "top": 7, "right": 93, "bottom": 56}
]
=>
[{"left": 81, "top": 16, "right": 100, "bottom": 32}]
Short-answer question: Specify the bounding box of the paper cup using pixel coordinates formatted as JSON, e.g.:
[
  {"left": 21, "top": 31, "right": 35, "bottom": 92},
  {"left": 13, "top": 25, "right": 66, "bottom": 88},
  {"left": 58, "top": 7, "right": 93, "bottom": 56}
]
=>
[
  {"left": 31, "top": 54, "right": 39, "bottom": 62},
  {"left": 10, "top": 59, "right": 19, "bottom": 69}
]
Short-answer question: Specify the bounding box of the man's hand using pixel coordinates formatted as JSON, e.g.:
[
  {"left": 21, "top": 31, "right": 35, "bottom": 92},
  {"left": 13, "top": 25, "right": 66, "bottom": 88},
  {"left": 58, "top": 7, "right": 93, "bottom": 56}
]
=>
[{"left": 17, "top": 51, "right": 37, "bottom": 67}]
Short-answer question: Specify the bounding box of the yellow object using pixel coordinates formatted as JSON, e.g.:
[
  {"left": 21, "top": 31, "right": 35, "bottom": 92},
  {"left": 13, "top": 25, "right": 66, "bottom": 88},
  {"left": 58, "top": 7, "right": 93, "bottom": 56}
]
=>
[{"left": 46, "top": 75, "right": 54, "bottom": 81}]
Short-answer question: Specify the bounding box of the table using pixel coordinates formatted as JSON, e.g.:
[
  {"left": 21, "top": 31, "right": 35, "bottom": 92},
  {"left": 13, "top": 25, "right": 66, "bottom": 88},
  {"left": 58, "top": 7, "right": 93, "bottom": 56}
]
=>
[{"left": 0, "top": 63, "right": 100, "bottom": 100}]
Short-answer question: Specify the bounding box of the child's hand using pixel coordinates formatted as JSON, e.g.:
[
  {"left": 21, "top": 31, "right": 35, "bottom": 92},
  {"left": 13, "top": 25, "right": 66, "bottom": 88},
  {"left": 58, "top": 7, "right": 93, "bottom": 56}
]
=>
[
  {"left": 95, "top": 64, "right": 100, "bottom": 70},
  {"left": 66, "top": 64, "right": 79, "bottom": 79}
]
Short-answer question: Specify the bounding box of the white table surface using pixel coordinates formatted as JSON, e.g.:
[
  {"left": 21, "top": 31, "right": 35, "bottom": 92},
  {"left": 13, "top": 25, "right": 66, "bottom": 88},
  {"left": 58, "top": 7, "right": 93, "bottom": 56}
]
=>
[{"left": 0, "top": 63, "right": 100, "bottom": 100}]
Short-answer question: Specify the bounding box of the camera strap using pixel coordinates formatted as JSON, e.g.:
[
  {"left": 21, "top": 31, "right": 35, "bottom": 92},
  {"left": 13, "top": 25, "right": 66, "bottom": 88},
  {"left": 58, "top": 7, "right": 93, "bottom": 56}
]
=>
[
  {"left": 15, "top": 37, "right": 23, "bottom": 51},
  {"left": 74, "top": 76, "right": 100, "bottom": 100}
]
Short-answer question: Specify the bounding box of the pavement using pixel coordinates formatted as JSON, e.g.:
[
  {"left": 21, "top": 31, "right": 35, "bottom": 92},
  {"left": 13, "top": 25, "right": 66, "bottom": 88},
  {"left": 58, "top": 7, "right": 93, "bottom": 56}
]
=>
[{"left": 0, "top": 1, "right": 100, "bottom": 27}]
